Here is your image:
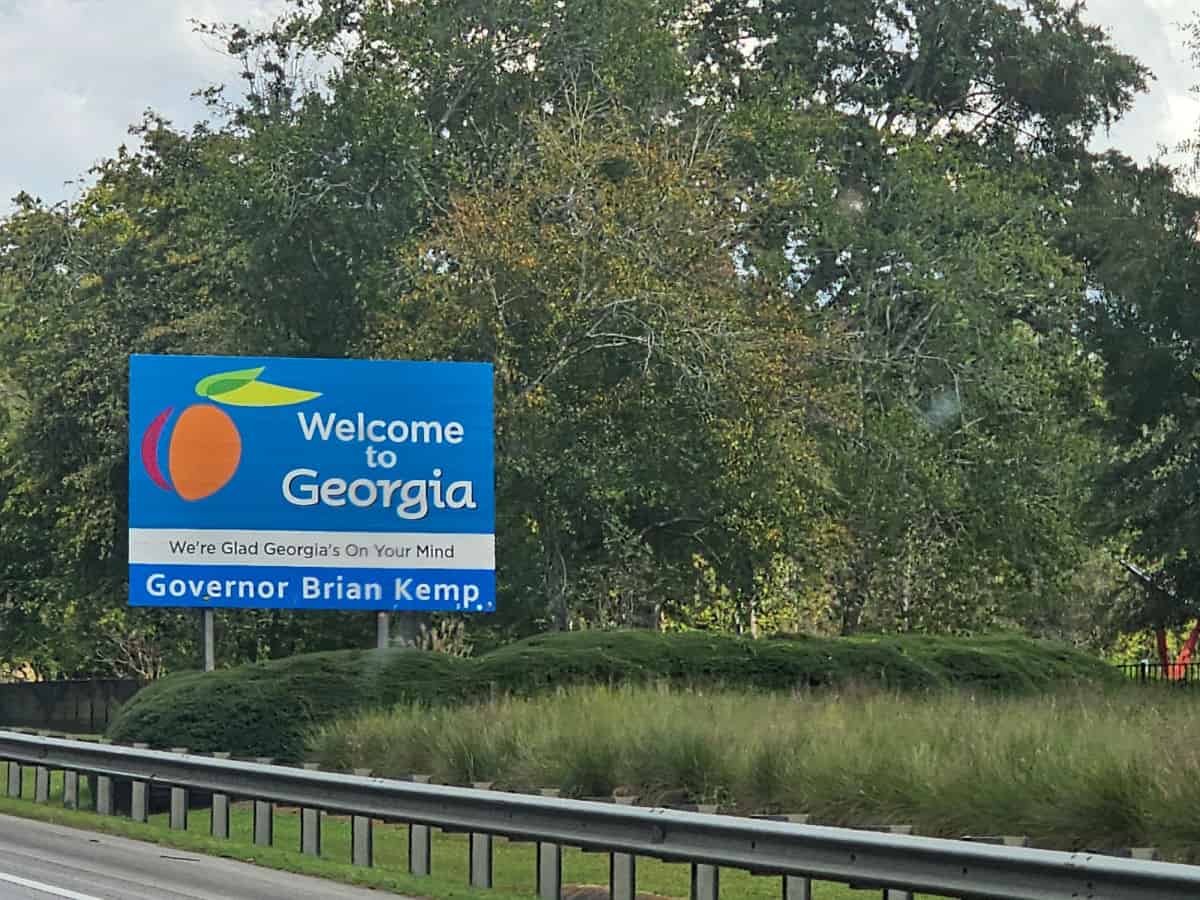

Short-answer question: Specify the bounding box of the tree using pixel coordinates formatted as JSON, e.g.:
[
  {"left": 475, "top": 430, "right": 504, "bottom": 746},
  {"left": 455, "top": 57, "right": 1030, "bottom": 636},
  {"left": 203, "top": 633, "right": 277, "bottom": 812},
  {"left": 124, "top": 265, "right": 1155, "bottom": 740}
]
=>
[
  {"left": 0, "top": 121, "right": 386, "bottom": 675},
  {"left": 1036, "top": 14, "right": 1200, "bottom": 663},
  {"left": 702, "top": 0, "right": 1147, "bottom": 157},
  {"left": 730, "top": 110, "right": 1104, "bottom": 631},
  {"left": 1062, "top": 150, "right": 1200, "bottom": 665},
  {"left": 0, "top": 0, "right": 1166, "bottom": 672},
  {"left": 363, "top": 111, "right": 847, "bottom": 634}
]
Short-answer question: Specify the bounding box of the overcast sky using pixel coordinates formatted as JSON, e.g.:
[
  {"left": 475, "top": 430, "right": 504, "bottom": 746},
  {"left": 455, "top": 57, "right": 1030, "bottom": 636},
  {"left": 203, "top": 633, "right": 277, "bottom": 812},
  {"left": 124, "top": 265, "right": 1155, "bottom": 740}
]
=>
[{"left": 2, "top": 0, "right": 1198, "bottom": 214}]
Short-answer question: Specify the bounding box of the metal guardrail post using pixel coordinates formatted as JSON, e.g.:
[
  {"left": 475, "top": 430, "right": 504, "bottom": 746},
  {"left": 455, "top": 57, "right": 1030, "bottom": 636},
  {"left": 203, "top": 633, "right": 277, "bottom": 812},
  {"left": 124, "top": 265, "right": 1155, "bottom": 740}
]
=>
[
  {"left": 33, "top": 733, "right": 51, "bottom": 805},
  {"left": 63, "top": 769, "right": 79, "bottom": 809},
  {"left": 690, "top": 804, "right": 720, "bottom": 900},
  {"left": 784, "top": 872, "right": 811, "bottom": 900},
  {"left": 34, "top": 764, "right": 50, "bottom": 804},
  {"left": 95, "top": 769, "right": 113, "bottom": 815},
  {"left": 610, "top": 795, "right": 638, "bottom": 900},
  {"left": 351, "top": 768, "right": 373, "bottom": 867},
  {"left": 131, "top": 779, "right": 148, "bottom": 822},
  {"left": 130, "top": 743, "right": 151, "bottom": 823},
  {"left": 470, "top": 832, "right": 494, "bottom": 888},
  {"left": 691, "top": 862, "right": 719, "bottom": 900},
  {"left": 92, "top": 738, "right": 113, "bottom": 815},
  {"left": 351, "top": 815, "right": 373, "bottom": 866},
  {"left": 755, "top": 815, "right": 813, "bottom": 900},
  {"left": 169, "top": 748, "right": 190, "bottom": 830},
  {"left": 253, "top": 797, "right": 274, "bottom": 845},
  {"left": 211, "top": 752, "right": 231, "bottom": 839},
  {"left": 409, "top": 774, "right": 433, "bottom": 876},
  {"left": 253, "top": 757, "right": 275, "bottom": 847},
  {"left": 538, "top": 840, "right": 563, "bottom": 899},
  {"left": 881, "top": 826, "right": 914, "bottom": 900},
  {"left": 470, "top": 782, "right": 496, "bottom": 889},
  {"left": 7, "top": 760, "right": 22, "bottom": 799},
  {"left": 300, "top": 763, "right": 322, "bottom": 856},
  {"left": 537, "top": 789, "right": 564, "bottom": 900},
  {"left": 610, "top": 851, "right": 637, "bottom": 900}
]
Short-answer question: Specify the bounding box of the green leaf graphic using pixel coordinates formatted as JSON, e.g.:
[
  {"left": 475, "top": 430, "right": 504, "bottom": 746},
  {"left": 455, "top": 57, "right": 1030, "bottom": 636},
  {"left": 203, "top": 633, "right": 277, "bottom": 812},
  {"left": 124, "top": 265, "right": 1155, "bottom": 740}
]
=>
[
  {"left": 194, "top": 366, "right": 320, "bottom": 407},
  {"left": 202, "top": 377, "right": 252, "bottom": 396},
  {"left": 208, "top": 381, "right": 322, "bottom": 407},
  {"left": 195, "top": 367, "right": 265, "bottom": 398}
]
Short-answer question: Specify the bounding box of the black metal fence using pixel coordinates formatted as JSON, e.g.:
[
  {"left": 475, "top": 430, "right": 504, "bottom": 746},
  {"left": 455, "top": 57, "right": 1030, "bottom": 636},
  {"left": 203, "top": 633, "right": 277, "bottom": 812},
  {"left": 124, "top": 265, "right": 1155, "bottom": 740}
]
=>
[
  {"left": 1117, "top": 662, "right": 1200, "bottom": 684},
  {"left": 0, "top": 679, "right": 146, "bottom": 733}
]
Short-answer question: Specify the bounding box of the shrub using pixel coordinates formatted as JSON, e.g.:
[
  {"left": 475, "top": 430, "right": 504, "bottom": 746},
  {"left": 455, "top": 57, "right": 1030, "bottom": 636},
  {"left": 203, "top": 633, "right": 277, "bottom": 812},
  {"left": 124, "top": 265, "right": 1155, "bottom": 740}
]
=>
[
  {"left": 107, "top": 647, "right": 465, "bottom": 760},
  {"left": 107, "top": 629, "right": 1119, "bottom": 760}
]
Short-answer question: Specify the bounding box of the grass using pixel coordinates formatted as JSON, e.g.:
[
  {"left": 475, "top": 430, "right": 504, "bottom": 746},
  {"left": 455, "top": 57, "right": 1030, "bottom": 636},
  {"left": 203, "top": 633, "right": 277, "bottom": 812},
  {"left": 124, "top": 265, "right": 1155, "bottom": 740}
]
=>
[
  {"left": 311, "top": 683, "right": 1200, "bottom": 862},
  {"left": 0, "top": 767, "right": 893, "bottom": 900}
]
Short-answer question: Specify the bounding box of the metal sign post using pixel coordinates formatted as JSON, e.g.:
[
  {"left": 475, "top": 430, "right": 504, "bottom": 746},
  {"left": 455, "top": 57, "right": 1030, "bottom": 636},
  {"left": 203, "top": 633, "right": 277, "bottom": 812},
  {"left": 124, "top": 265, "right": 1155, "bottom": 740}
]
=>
[
  {"left": 375, "top": 611, "right": 389, "bottom": 649},
  {"left": 201, "top": 608, "right": 215, "bottom": 671}
]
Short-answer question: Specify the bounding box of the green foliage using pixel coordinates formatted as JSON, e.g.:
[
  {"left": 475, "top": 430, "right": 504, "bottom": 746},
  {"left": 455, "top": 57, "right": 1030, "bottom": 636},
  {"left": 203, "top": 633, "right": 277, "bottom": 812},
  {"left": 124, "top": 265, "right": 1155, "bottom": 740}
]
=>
[
  {"left": 703, "top": 0, "right": 1147, "bottom": 153},
  {"left": 108, "top": 649, "right": 463, "bottom": 761},
  {"left": 478, "top": 629, "right": 1117, "bottom": 694},
  {"left": 0, "top": 114, "right": 388, "bottom": 675},
  {"left": 366, "top": 112, "right": 845, "bottom": 635},
  {"left": 313, "top": 684, "right": 1200, "bottom": 861},
  {"left": 0, "top": 0, "right": 1179, "bottom": 670},
  {"left": 728, "top": 112, "right": 1105, "bottom": 632},
  {"left": 1067, "top": 147, "right": 1200, "bottom": 626},
  {"left": 108, "top": 630, "right": 1118, "bottom": 760}
]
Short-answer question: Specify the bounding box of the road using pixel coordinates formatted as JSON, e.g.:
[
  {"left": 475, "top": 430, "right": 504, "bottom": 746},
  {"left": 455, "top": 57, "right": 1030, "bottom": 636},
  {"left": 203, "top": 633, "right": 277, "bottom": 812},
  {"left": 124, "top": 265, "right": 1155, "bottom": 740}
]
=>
[{"left": 0, "top": 814, "right": 395, "bottom": 899}]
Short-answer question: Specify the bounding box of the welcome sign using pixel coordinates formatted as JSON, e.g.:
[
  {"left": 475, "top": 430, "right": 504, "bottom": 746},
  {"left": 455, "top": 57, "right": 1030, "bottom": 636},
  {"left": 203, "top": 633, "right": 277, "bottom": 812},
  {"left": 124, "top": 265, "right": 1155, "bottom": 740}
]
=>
[{"left": 128, "top": 354, "right": 496, "bottom": 611}]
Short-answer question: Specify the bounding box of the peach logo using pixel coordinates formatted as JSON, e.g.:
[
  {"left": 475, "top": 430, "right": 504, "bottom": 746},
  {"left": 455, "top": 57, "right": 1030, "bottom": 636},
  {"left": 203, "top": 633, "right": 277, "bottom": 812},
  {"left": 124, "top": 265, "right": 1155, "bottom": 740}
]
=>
[{"left": 141, "top": 367, "right": 321, "bottom": 501}]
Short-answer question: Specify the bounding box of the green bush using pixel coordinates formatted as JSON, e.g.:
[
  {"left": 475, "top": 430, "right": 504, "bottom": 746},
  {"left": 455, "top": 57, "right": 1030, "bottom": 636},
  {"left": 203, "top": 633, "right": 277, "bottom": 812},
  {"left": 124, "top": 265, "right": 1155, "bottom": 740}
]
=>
[
  {"left": 107, "top": 648, "right": 466, "bottom": 761},
  {"left": 107, "top": 629, "right": 1119, "bottom": 760}
]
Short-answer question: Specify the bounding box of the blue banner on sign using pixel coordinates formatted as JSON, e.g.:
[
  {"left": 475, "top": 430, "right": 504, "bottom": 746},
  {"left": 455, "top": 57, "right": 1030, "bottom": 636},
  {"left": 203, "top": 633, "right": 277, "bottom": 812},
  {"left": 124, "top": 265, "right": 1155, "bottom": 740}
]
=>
[
  {"left": 128, "top": 354, "right": 496, "bottom": 611},
  {"left": 128, "top": 565, "right": 496, "bottom": 611}
]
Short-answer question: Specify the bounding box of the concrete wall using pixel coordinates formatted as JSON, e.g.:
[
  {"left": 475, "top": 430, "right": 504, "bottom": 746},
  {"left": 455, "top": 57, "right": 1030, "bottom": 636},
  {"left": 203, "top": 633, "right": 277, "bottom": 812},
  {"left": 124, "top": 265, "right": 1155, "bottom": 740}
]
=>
[{"left": 0, "top": 679, "right": 146, "bottom": 734}]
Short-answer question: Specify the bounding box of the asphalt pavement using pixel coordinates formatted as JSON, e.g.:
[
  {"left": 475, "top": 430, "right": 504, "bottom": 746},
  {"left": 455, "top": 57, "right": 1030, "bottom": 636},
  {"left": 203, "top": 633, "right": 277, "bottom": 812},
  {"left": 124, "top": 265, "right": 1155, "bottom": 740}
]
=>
[{"left": 0, "top": 814, "right": 395, "bottom": 899}]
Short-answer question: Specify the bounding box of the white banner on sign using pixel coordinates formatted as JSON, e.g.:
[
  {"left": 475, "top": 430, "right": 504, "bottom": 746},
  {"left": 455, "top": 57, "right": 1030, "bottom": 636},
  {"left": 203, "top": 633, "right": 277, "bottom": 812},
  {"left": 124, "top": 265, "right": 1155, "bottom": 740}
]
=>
[{"left": 128, "top": 528, "right": 494, "bottom": 570}]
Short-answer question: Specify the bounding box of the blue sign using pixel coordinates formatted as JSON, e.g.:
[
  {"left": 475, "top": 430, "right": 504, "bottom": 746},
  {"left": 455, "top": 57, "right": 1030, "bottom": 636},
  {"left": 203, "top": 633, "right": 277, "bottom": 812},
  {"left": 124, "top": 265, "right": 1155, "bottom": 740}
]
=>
[{"left": 128, "top": 354, "right": 495, "bottom": 611}]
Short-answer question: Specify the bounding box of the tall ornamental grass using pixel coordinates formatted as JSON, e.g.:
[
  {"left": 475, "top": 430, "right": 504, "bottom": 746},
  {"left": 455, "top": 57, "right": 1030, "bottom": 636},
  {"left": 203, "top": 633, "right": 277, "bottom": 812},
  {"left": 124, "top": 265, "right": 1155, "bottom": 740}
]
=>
[{"left": 310, "top": 684, "right": 1200, "bottom": 861}]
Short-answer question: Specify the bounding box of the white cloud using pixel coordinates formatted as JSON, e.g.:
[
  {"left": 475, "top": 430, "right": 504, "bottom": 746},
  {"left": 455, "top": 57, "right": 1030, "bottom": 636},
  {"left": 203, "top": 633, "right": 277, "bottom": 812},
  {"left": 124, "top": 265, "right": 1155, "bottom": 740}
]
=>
[
  {"left": 1083, "top": 0, "right": 1199, "bottom": 165},
  {"left": 0, "top": 0, "right": 286, "bottom": 212}
]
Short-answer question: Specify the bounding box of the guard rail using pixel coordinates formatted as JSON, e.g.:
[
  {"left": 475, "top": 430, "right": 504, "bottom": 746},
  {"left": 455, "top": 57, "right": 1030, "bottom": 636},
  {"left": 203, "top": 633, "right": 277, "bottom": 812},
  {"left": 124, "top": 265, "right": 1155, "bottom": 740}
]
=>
[{"left": 0, "top": 729, "right": 1197, "bottom": 900}]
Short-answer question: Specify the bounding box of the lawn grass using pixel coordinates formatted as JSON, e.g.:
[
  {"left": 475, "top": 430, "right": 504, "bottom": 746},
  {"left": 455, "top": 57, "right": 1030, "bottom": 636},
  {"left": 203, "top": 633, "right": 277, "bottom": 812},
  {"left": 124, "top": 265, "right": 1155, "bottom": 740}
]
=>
[
  {"left": 0, "top": 767, "right": 898, "bottom": 899},
  {"left": 311, "top": 683, "right": 1200, "bottom": 862}
]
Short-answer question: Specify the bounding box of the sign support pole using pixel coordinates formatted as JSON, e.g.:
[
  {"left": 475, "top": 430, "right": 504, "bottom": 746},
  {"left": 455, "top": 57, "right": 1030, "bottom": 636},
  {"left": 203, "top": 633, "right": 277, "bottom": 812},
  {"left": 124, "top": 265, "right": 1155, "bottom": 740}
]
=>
[
  {"left": 376, "top": 612, "right": 390, "bottom": 649},
  {"left": 201, "top": 608, "right": 215, "bottom": 672}
]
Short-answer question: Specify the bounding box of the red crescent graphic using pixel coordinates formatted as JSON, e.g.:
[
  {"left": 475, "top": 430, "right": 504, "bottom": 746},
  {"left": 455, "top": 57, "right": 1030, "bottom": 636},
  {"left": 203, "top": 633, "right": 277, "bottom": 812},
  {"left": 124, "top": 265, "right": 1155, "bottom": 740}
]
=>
[{"left": 141, "top": 406, "right": 174, "bottom": 491}]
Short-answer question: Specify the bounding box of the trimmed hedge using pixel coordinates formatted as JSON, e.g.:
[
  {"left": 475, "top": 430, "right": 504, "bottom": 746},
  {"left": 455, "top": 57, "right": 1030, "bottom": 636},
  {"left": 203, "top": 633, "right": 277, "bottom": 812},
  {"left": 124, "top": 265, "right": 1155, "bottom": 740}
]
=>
[
  {"left": 106, "top": 630, "right": 1120, "bottom": 761},
  {"left": 107, "top": 650, "right": 463, "bottom": 762}
]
